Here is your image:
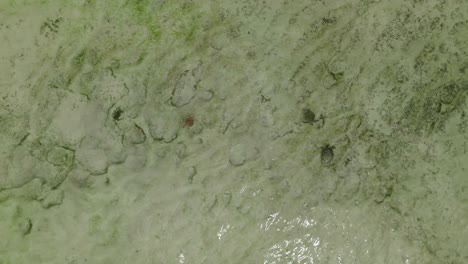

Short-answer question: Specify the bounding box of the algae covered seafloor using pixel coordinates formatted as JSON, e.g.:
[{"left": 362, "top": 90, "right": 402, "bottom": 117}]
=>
[{"left": 1, "top": 0, "right": 468, "bottom": 263}]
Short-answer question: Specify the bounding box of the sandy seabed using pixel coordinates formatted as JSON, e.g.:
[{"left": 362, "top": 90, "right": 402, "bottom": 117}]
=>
[{"left": 0, "top": 0, "right": 467, "bottom": 263}]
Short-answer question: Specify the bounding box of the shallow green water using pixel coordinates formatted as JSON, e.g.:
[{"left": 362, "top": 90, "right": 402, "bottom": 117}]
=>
[{"left": 0, "top": 1, "right": 467, "bottom": 263}]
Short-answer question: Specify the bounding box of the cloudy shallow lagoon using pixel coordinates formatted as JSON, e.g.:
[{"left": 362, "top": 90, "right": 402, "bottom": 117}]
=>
[{"left": 1, "top": 1, "right": 467, "bottom": 263}]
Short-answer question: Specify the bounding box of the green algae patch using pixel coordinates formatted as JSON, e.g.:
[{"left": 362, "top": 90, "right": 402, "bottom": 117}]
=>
[
  {"left": 124, "top": 0, "right": 210, "bottom": 44},
  {"left": 389, "top": 81, "right": 468, "bottom": 136},
  {"left": 125, "top": 0, "right": 162, "bottom": 41}
]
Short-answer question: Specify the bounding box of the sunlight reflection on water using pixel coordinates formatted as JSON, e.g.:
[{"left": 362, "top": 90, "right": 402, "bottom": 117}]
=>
[{"left": 261, "top": 213, "right": 323, "bottom": 264}]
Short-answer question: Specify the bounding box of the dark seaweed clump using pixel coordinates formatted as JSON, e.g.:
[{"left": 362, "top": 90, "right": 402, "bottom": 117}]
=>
[
  {"left": 320, "top": 144, "right": 335, "bottom": 166},
  {"left": 112, "top": 107, "right": 123, "bottom": 121}
]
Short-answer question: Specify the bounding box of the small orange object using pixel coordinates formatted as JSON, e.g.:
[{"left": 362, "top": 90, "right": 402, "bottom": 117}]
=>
[{"left": 184, "top": 116, "right": 194, "bottom": 127}]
